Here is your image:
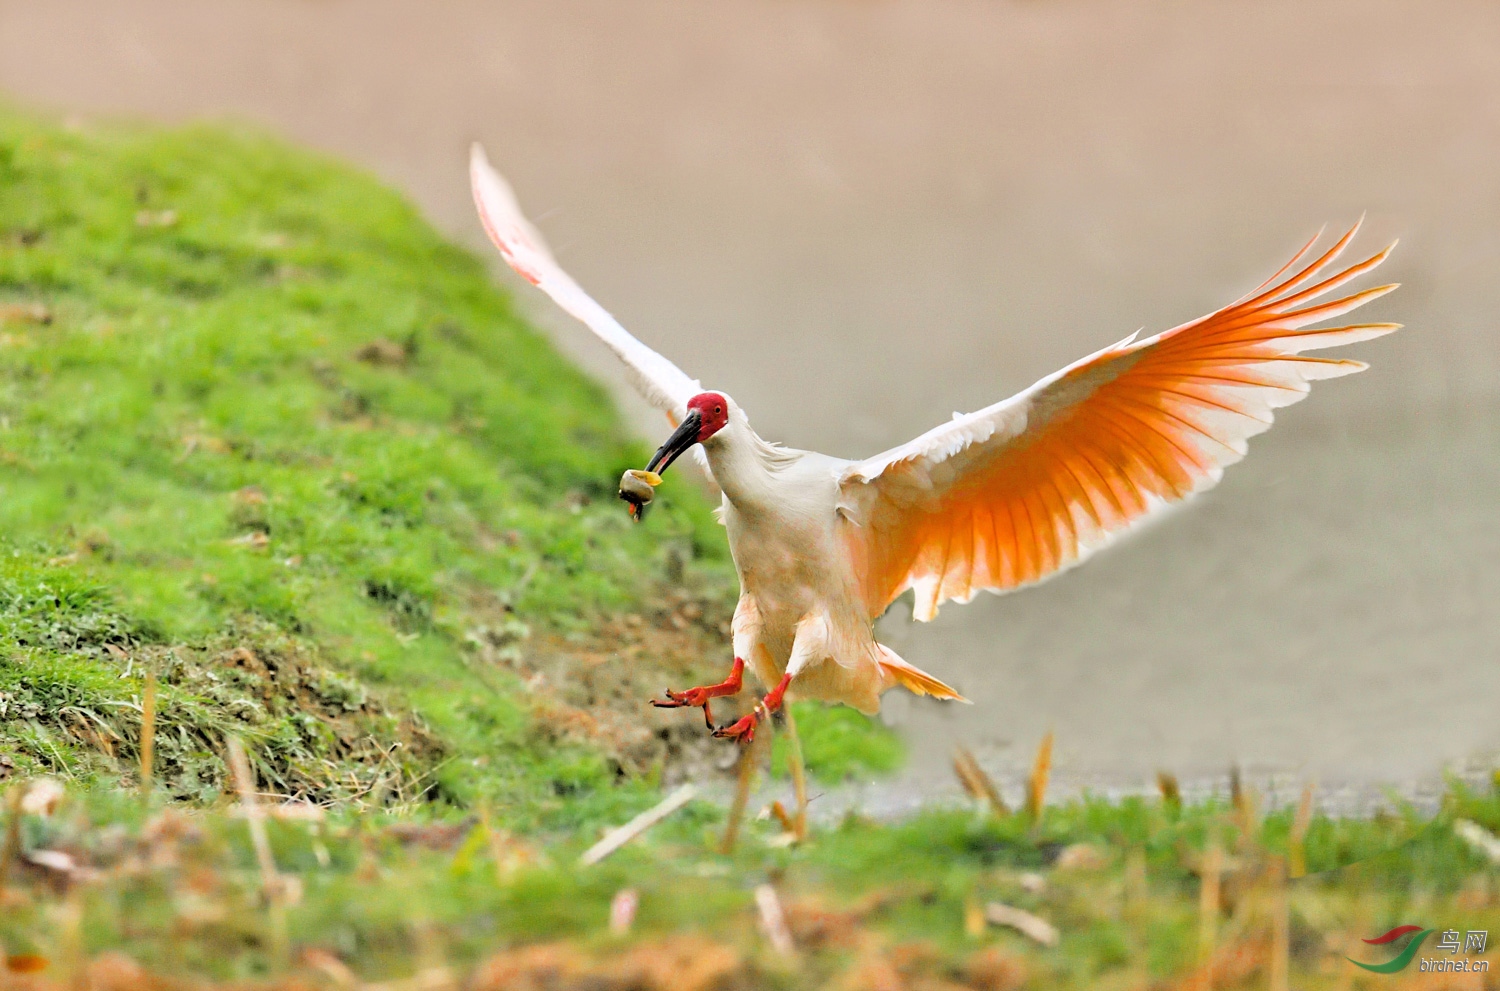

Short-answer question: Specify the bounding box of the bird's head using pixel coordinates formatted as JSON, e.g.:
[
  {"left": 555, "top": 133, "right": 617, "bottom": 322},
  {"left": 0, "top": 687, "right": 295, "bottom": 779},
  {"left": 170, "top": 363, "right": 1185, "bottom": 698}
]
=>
[
  {"left": 648, "top": 392, "right": 731, "bottom": 474},
  {"left": 617, "top": 392, "right": 732, "bottom": 521}
]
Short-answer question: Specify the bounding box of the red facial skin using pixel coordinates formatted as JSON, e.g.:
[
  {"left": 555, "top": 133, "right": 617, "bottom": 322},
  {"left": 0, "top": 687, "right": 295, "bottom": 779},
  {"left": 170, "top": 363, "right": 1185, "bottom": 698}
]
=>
[{"left": 686, "top": 392, "right": 729, "bottom": 441}]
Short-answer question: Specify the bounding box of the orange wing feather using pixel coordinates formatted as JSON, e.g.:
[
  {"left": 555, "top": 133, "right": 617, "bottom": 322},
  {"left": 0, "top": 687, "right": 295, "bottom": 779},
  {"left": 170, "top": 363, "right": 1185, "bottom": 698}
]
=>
[{"left": 840, "top": 224, "right": 1399, "bottom": 622}]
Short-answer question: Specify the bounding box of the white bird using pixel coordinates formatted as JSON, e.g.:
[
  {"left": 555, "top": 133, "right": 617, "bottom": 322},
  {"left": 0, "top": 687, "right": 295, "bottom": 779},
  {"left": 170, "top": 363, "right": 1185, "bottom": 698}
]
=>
[{"left": 471, "top": 145, "right": 1399, "bottom": 744}]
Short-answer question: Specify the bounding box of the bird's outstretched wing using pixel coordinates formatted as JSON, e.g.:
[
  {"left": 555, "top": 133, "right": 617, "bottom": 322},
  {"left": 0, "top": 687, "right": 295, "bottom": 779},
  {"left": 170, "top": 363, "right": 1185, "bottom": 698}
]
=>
[
  {"left": 470, "top": 144, "right": 701, "bottom": 419},
  {"left": 838, "top": 224, "right": 1399, "bottom": 622}
]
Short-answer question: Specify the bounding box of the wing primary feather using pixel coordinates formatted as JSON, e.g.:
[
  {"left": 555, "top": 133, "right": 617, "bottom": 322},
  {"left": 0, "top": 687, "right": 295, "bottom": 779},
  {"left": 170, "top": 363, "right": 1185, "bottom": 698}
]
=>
[
  {"left": 841, "top": 224, "right": 1397, "bottom": 620},
  {"left": 992, "top": 490, "right": 1018, "bottom": 586},
  {"left": 957, "top": 505, "right": 979, "bottom": 602},
  {"left": 1051, "top": 453, "right": 1105, "bottom": 531},
  {"left": 1070, "top": 439, "right": 1136, "bottom": 523},
  {"left": 469, "top": 144, "right": 701, "bottom": 416},
  {"left": 1105, "top": 399, "right": 1215, "bottom": 475},
  {"left": 1237, "top": 226, "right": 1325, "bottom": 301},
  {"left": 1082, "top": 408, "right": 1185, "bottom": 496},
  {"left": 1021, "top": 486, "right": 1055, "bottom": 578},
  {"left": 1266, "top": 243, "right": 1396, "bottom": 313},
  {"left": 1128, "top": 379, "right": 1269, "bottom": 420},
  {"left": 985, "top": 502, "right": 1007, "bottom": 587},
  {"left": 1271, "top": 283, "right": 1399, "bottom": 329},
  {"left": 1035, "top": 472, "right": 1077, "bottom": 562},
  {"left": 1244, "top": 220, "right": 1362, "bottom": 307},
  {"left": 928, "top": 517, "right": 957, "bottom": 618},
  {"left": 1112, "top": 391, "right": 1237, "bottom": 459}
]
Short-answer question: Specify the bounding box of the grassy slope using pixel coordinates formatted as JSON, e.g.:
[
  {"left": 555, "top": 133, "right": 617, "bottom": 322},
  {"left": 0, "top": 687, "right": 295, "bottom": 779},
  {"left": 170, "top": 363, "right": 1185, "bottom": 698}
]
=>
[{"left": 0, "top": 108, "right": 752, "bottom": 814}]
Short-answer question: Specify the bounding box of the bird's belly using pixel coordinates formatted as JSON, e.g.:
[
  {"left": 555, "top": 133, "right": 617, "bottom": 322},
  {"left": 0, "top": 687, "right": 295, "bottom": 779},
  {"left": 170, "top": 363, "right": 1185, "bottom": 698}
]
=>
[{"left": 726, "top": 512, "right": 841, "bottom": 635}]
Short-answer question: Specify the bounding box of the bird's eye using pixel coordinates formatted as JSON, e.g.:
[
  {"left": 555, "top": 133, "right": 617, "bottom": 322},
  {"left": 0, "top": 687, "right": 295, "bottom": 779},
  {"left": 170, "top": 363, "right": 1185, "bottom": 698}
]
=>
[{"left": 714, "top": 405, "right": 722, "bottom": 415}]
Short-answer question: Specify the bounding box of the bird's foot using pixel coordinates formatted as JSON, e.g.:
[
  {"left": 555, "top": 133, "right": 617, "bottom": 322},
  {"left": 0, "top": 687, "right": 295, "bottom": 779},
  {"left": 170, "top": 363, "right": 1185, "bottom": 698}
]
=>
[
  {"left": 712, "top": 672, "right": 792, "bottom": 745},
  {"left": 649, "top": 657, "right": 745, "bottom": 731},
  {"left": 650, "top": 690, "right": 718, "bottom": 730},
  {"left": 651, "top": 685, "right": 715, "bottom": 708},
  {"left": 712, "top": 710, "right": 760, "bottom": 744}
]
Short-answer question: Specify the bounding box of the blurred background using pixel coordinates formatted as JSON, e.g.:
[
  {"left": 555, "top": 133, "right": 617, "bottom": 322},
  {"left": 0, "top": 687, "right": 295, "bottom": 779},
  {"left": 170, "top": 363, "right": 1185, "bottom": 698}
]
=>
[{"left": 2, "top": 0, "right": 1496, "bottom": 809}]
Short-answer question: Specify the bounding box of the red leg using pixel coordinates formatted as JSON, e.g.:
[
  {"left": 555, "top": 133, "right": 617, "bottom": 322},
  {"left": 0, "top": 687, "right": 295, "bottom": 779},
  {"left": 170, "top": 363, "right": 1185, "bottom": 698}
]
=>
[
  {"left": 650, "top": 657, "right": 745, "bottom": 730},
  {"left": 712, "top": 672, "right": 792, "bottom": 744}
]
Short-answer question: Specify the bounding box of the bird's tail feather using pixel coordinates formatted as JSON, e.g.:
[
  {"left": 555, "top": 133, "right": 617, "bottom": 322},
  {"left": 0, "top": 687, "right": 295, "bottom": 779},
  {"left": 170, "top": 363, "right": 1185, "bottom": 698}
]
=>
[{"left": 876, "top": 644, "right": 969, "bottom": 703}]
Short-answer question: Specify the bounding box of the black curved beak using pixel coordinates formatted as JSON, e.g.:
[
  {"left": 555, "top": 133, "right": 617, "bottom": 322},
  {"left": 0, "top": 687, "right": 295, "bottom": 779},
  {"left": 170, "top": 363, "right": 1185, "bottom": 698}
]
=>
[{"left": 645, "top": 410, "right": 701, "bottom": 476}]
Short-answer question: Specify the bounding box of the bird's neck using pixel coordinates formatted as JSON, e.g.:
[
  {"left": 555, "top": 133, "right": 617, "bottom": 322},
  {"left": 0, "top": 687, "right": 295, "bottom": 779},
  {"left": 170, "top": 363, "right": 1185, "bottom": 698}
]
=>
[{"left": 703, "top": 416, "right": 793, "bottom": 511}]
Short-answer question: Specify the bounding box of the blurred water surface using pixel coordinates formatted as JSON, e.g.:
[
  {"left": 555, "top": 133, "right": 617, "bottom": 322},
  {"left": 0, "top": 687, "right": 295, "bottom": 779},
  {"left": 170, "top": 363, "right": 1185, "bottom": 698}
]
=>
[{"left": 3, "top": 0, "right": 1497, "bottom": 800}]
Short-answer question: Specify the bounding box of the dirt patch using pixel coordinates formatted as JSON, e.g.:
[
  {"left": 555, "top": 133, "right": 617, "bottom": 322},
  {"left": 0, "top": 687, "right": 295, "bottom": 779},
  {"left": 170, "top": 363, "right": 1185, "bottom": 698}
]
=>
[
  {"left": 464, "top": 584, "right": 749, "bottom": 785},
  {"left": 177, "top": 623, "right": 445, "bottom": 802},
  {"left": 2, "top": 617, "right": 442, "bottom": 807}
]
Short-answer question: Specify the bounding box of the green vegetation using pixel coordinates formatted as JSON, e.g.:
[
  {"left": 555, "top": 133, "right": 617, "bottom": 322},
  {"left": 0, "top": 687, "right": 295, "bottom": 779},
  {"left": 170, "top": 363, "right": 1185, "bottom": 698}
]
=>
[
  {"left": 775, "top": 702, "right": 903, "bottom": 782},
  {"left": 0, "top": 773, "right": 1496, "bottom": 989}
]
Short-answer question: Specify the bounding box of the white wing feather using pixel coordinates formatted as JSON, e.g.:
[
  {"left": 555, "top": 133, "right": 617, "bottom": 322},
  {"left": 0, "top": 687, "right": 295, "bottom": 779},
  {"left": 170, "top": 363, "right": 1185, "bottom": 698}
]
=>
[{"left": 469, "top": 145, "right": 701, "bottom": 419}]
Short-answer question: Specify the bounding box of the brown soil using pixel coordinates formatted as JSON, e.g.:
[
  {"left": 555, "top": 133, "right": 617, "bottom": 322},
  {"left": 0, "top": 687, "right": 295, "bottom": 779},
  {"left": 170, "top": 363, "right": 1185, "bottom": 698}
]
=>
[{"left": 464, "top": 585, "right": 750, "bottom": 785}]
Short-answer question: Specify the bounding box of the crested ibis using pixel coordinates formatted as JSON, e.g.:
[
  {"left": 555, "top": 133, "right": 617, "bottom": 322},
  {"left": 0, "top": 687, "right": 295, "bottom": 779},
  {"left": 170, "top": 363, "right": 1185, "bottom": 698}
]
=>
[{"left": 470, "top": 145, "right": 1399, "bottom": 752}]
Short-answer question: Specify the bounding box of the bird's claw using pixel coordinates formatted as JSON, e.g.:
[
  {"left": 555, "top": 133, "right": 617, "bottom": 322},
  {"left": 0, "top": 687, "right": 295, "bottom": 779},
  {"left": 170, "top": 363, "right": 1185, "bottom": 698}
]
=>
[
  {"left": 645, "top": 658, "right": 746, "bottom": 732},
  {"left": 650, "top": 686, "right": 708, "bottom": 708},
  {"left": 712, "top": 712, "right": 758, "bottom": 744},
  {"left": 650, "top": 688, "right": 716, "bottom": 729}
]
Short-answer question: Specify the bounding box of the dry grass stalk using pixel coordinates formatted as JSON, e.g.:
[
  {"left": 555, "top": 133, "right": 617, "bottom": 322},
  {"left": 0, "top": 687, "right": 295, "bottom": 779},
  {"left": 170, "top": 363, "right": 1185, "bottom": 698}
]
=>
[
  {"left": 1268, "top": 856, "right": 1289, "bottom": 991},
  {"left": 56, "top": 890, "right": 85, "bottom": 986},
  {"left": 478, "top": 804, "right": 514, "bottom": 885},
  {"left": 1453, "top": 819, "right": 1500, "bottom": 864},
  {"left": 1228, "top": 766, "right": 1259, "bottom": 850},
  {"left": 303, "top": 947, "right": 359, "bottom": 987},
  {"left": 227, "top": 736, "right": 288, "bottom": 968},
  {"left": 721, "top": 731, "right": 764, "bottom": 854},
  {"left": 1289, "top": 781, "right": 1315, "bottom": 878},
  {"left": 964, "top": 897, "right": 986, "bottom": 938},
  {"left": 782, "top": 706, "right": 808, "bottom": 841},
  {"left": 953, "top": 745, "right": 1008, "bottom": 817},
  {"left": 609, "top": 888, "right": 638, "bottom": 935},
  {"left": 0, "top": 303, "right": 51, "bottom": 325},
  {"left": 138, "top": 668, "right": 157, "bottom": 795},
  {"left": 0, "top": 785, "right": 21, "bottom": 896},
  {"left": 985, "top": 902, "right": 1059, "bottom": 947},
  {"left": 1025, "top": 731, "right": 1053, "bottom": 824},
  {"left": 579, "top": 783, "right": 697, "bottom": 866},
  {"left": 1157, "top": 770, "right": 1181, "bottom": 814},
  {"left": 1198, "top": 838, "right": 1223, "bottom": 960},
  {"left": 470, "top": 936, "right": 741, "bottom": 991},
  {"left": 754, "top": 884, "right": 797, "bottom": 957},
  {"left": 766, "top": 801, "right": 795, "bottom": 835},
  {"left": 226, "top": 737, "right": 280, "bottom": 896},
  {"left": 362, "top": 965, "right": 456, "bottom": 991}
]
